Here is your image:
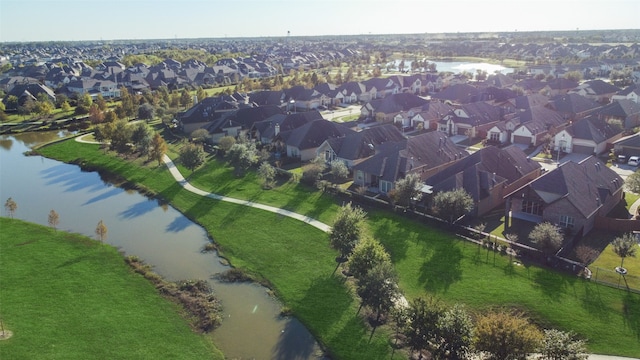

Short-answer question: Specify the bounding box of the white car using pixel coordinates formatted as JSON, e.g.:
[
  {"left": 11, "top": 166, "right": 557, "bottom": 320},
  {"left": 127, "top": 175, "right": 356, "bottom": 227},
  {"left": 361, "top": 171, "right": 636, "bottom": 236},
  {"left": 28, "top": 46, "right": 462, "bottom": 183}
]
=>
[{"left": 628, "top": 156, "right": 640, "bottom": 166}]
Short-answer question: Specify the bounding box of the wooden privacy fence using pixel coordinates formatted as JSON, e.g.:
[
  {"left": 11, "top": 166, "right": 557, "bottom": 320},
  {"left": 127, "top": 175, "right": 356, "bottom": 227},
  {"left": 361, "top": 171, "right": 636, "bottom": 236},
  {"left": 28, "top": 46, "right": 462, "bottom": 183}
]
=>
[{"left": 595, "top": 216, "right": 640, "bottom": 233}]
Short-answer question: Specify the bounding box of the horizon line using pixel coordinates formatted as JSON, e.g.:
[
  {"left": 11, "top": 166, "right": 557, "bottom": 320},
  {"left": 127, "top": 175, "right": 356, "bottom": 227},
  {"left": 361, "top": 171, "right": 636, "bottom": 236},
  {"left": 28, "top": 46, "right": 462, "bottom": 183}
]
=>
[{"left": 2, "top": 28, "right": 639, "bottom": 44}]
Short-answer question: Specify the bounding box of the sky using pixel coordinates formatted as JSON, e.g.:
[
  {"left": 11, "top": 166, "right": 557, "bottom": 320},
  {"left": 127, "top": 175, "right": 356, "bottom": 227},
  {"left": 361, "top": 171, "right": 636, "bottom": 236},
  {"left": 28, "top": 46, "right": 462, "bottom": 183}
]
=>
[{"left": 1, "top": 0, "right": 638, "bottom": 42}]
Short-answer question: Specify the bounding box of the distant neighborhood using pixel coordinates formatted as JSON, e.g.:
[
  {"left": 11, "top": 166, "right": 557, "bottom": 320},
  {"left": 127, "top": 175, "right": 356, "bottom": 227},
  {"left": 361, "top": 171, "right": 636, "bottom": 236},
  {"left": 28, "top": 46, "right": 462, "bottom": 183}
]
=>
[{"left": 2, "top": 31, "right": 640, "bottom": 250}]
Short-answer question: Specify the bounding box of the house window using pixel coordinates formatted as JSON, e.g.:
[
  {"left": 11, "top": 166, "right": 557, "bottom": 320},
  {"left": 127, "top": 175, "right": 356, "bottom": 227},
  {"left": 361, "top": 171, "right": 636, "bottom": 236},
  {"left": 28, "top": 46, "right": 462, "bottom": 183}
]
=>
[
  {"left": 380, "top": 180, "right": 393, "bottom": 194},
  {"left": 559, "top": 215, "right": 575, "bottom": 229},
  {"left": 490, "top": 132, "right": 500, "bottom": 142},
  {"left": 521, "top": 200, "right": 543, "bottom": 216}
]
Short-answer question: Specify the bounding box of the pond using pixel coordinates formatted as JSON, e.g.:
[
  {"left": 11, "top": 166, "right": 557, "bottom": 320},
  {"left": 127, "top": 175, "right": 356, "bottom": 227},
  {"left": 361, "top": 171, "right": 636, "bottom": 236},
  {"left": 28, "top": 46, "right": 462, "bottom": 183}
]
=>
[
  {"left": 388, "top": 59, "right": 514, "bottom": 75},
  {"left": 0, "top": 132, "right": 323, "bottom": 359}
]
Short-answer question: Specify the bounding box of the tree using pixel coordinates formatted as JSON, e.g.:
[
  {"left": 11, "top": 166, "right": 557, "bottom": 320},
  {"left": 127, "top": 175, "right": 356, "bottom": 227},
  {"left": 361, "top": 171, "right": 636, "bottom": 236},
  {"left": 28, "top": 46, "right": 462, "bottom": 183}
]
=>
[
  {"left": 435, "top": 304, "right": 474, "bottom": 360},
  {"left": 218, "top": 136, "right": 236, "bottom": 153},
  {"left": 88, "top": 104, "right": 105, "bottom": 124},
  {"left": 346, "top": 237, "right": 391, "bottom": 279},
  {"left": 329, "top": 202, "right": 366, "bottom": 260},
  {"left": 109, "top": 120, "right": 133, "bottom": 154},
  {"left": 624, "top": 171, "right": 640, "bottom": 193},
  {"left": 95, "top": 94, "right": 107, "bottom": 111},
  {"left": 539, "top": 329, "right": 588, "bottom": 360},
  {"left": 564, "top": 71, "right": 583, "bottom": 82},
  {"left": 392, "top": 173, "right": 424, "bottom": 208},
  {"left": 611, "top": 233, "right": 638, "bottom": 270},
  {"left": 180, "top": 142, "right": 206, "bottom": 173},
  {"left": 190, "top": 128, "right": 210, "bottom": 143},
  {"left": 529, "top": 222, "right": 563, "bottom": 256},
  {"left": 356, "top": 261, "right": 399, "bottom": 322},
  {"left": 131, "top": 122, "right": 153, "bottom": 156},
  {"left": 95, "top": 220, "right": 108, "bottom": 242},
  {"left": 48, "top": 209, "right": 60, "bottom": 230},
  {"left": 137, "top": 103, "right": 155, "bottom": 121},
  {"left": 330, "top": 161, "right": 349, "bottom": 181},
  {"left": 301, "top": 156, "right": 326, "bottom": 185},
  {"left": 180, "top": 88, "right": 193, "bottom": 109},
  {"left": 226, "top": 142, "right": 258, "bottom": 176},
  {"left": 150, "top": 132, "right": 167, "bottom": 166},
  {"left": 80, "top": 93, "right": 93, "bottom": 108},
  {"left": 119, "top": 87, "right": 136, "bottom": 119},
  {"left": 258, "top": 161, "right": 276, "bottom": 189},
  {"left": 432, "top": 189, "right": 474, "bottom": 223},
  {"left": 4, "top": 197, "right": 17, "bottom": 218},
  {"left": 60, "top": 100, "right": 71, "bottom": 113},
  {"left": 196, "top": 86, "right": 206, "bottom": 104},
  {"left": 474, "top": 311, "right": 543, "bottom": 360},
  {"left": 403, "top": 297, "right": 445, "bottom": 358}
]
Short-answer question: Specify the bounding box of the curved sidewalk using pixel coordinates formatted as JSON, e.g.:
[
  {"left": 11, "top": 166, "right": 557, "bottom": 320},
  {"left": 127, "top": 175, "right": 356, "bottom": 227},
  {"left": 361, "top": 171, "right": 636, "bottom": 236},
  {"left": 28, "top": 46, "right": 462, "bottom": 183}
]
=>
[{"left": 162, "top": 155, "right": 331, "bottom": 233}]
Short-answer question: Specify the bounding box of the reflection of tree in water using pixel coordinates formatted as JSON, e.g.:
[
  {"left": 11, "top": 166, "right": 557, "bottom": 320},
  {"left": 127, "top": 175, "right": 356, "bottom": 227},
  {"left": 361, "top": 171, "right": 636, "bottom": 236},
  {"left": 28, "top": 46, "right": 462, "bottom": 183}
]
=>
[
  {"left": 273, "top": 319, "right": 324, "bottom": 360},
  {"left": 0, "top": 138, "right": 13, "bottom": 151}
]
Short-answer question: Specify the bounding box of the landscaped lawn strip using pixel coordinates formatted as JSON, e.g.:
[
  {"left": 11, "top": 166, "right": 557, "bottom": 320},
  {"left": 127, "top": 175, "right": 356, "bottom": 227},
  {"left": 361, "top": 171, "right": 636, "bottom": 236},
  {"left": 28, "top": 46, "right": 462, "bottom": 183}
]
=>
[
  {"left": 0, "top": 218, "right": 222, "bottom": 360},
  {"left": 38, "top": 139, "right": 640, "bottom": 357}
]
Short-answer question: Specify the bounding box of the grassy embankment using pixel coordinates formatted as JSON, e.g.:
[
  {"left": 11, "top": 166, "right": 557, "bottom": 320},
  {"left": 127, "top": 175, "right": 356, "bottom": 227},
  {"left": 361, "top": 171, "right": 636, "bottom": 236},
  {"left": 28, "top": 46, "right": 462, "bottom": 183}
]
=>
[
  {"left": 0, "top": 217, "right": 223, "bottom": 360},
  {"left": 38, "top": 139, "right": 640, "bottom": 358}
]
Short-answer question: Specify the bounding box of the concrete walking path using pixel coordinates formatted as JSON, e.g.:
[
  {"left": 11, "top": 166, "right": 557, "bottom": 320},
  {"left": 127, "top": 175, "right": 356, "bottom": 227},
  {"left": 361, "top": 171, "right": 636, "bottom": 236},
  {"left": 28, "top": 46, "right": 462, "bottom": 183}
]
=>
[
  {"left": 75, "top": 134, "right": 331, "bottom": 232},
  {"left": 162, "top": 155, "right": 332, "bottom": 233}
]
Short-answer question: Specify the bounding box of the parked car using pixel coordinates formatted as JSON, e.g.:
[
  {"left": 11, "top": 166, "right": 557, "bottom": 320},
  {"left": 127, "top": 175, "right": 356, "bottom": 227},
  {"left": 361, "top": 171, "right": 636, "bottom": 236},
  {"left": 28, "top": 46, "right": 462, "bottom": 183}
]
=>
[
  {"left": 628, "top": 156, "right": 640, "bottom": 166},
  {"left": 617, "top": 155, "right": 627, "bottom": 163}
]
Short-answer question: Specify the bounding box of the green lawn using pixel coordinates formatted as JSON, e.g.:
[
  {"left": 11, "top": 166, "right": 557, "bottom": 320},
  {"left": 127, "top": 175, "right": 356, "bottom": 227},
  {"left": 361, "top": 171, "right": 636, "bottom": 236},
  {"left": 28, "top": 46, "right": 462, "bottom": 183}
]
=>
[
  {"left": 37, "top": 139, "right": 640, "bottom": 358},
  {"left": 0, "top": 218, "right": 222, "bottom": 360}
]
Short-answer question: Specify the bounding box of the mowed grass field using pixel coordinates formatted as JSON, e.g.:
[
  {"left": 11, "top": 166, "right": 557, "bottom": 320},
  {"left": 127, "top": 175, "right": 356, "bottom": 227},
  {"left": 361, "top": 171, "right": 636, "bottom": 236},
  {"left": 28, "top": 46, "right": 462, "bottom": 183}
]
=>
[
  {"left": 0, "top": 217, "right": 223, "bottom": 360},
  {"left": 37, "top": 139, "right": 640, "bottom": 358}
]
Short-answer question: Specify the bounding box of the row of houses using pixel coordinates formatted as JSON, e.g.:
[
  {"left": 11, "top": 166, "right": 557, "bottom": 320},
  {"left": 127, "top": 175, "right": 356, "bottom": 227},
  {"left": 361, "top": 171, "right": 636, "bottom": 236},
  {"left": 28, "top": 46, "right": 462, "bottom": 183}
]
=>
[{"left": 175, "top": 75, "right": 640, "bottom": 240}]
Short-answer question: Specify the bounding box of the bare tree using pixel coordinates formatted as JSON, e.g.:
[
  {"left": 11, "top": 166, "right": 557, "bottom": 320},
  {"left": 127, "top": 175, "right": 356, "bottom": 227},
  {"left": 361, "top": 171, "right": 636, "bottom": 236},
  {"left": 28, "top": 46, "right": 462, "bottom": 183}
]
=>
[
  {"left": 48, "top": 209, "right": 60, "bottom": 230},
  {"left": 95, "top": 220, "right": 108, "bottom": 242},
  {"left": 4, "top": 197, "right": 17, "bottom": 218}
]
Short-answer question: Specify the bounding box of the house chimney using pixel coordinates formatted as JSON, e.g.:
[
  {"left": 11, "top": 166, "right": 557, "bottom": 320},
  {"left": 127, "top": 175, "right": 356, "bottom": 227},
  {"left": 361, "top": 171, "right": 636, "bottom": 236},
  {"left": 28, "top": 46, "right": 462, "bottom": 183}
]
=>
[
  {"left": 275, "top": 123, "right": 280, "bottom": 136},
  {"left": 193, "top": 95, "right": 198, "bottom": 104}
]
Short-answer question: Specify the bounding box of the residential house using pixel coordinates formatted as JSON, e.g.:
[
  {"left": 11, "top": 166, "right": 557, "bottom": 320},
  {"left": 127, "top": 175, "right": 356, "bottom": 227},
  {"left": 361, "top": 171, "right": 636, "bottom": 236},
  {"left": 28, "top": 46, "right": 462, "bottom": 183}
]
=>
[
  {"left": 352, "top": 131, "right": 468, "bottom": 194},
  {"left": 438, "top": 102, "right": 503, "bottom": 138},
  {"left": 596, "top": 99, "right": 640, "bottom": 130},
  {"left": 252, "top": 111, "right": 323, "bottom": 144},
  {"left": 177, "top": 95, "right": 244, "bottom": 134},
  {"left": 335, "top": 81, "right": 366, "bottom": 105},
  {"left": 407, "top": 102, "right": 454, "bottom": 131},
  {"left": 510, "top": 106, "right": 567, "bottom": 146},
  {"left": 360, "top": 77, "right": 401, "bottom": 102},
  {"left": 547, "top": 93, "right": 601, "bottom": 122},
  {"left": 425, "top": 145, "right": 542, "bottom": 217},
  {"left": 1, "top": 83, "right": 56, "bottom": 110},
  {"left": 66, "top": 78, "right": 120, "bottom": 99},
  {"left": 274, "top": 119, "right": 354, "bottom": 161},
  {"left": 552, "top": 115, "right": 623, "bottom": 155},
  {"left": 430, "top": 83, "right": 480, "bottom": 104},
  {"left": 202, "top": 105, "right": 283, "bottom": 142},
  {"left": 612, "top": 133, "right": 640, "bottom": 158},
  {"left": 315, "top": 124, "right": 406, "bottom": 168},
  {"left": 612, "top": 84, "right": 640, "bottom": 103},
  {"left": 541, "top": 78, "right": 579, "bottom": 96},
  {"left": 568, "top": 79, "right": 620, "bottom": 103},
  {"left": 0, "top": 76, "right": 39, "bottom": 92},
  {"left": 284, "top": 86, "right": 329, "bottom": 111},
  {"left": 362, "top": 93, "right": 429, "bottom": 123},
  {"left": 505, "top": 156, "right": 623, "bottom": 237}
]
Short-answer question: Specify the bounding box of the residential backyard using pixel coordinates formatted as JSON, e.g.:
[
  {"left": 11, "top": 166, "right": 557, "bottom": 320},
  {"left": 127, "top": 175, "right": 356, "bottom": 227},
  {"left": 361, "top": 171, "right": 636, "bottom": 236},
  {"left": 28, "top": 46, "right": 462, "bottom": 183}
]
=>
[{"left": 37, "top": 138, "right": 640, "bottom": 358}]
